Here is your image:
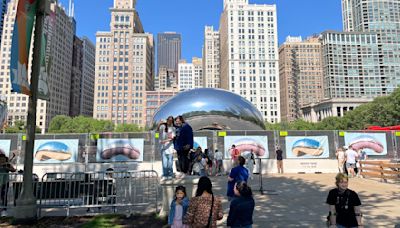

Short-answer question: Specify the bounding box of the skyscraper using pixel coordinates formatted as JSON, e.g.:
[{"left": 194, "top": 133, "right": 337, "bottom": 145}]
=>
[
  {"left": 341, "top": 0, "right": 400, "bottom": 94},
  {"left": 0, "top": 0, "right": 9, "bottom": 46},
  {"left": 70, "top": 36, "right": 83, "bottom": 117},
  {"left": 0, "top": 1, "right": 75, "bottom": 131},
  {"left": 301, "top": 0, "right": 400, "bottom": 122},
  {"left": 157, "top": 32, "right": 181, "bottom": 73},
  {"left": 279, "top": 36, "right": 324, "bottom": 122},
  {"left": 178, "top": 57, "right": 203, "bottom": 91},
  {"left": 203, "top": 26, "right": 220, "bottom": 88},
  {"left": 220, "top": 0, "right": 280, "bottom": 123},
  {"left": 158, "top": 66, "right": 178, "bottom": 91},
  {"left": 80, "top": 37, "right": 96, "bottom": 117},
  {"left": 93, "top": 0, "right": 154, "bottom": 126}
]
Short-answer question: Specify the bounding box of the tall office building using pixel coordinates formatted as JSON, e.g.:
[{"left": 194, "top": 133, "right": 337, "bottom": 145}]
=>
[
  {"left": 220, "top": 0, "right": 280, "bottom": 123},
  {"left": 178, "top": 60, "right": 193, "bottom": 91},
  {"left": 341, "top": 0, "right": 400, "bottom": 95},
  {"left": 279, "top": 36, "right": 324, "bottom": 122},
  {"left": 322, "top": 31, "right": 384, "bottom": 98},
  {"left": 203, "top": 26, "right": 220, "bottom": 88},
  {"left": 192, "top": 57, "right": 203, "bottom": 89},
  {"left": 157, "top": 32, "right": 181, "bottom": 73},
  {"left": 93, "top": 0, "right": 154, "bottom": 126},
  {"left": 144, "top": 90, "right": 177, "bottom": 126},
  {"left": 80, "top": 37, "right": 96, "bottom": 117},
  {"left": 178, "top": 57, "right": 203, "bottom": 91},
  {"left": 302, "top": 0, "right": 400, "bottom": 122},
  {"left": 70, "top": 36, "right": 83, "bottom": 117},
  {"left": 158, "top": 66, "right": 178, "bottom": 91},
  {"left": 0, "top": 0, "right": 9, "bottom": 46},
  {"left": 0, "top": 1, "right": 75, "bottom": 131}
]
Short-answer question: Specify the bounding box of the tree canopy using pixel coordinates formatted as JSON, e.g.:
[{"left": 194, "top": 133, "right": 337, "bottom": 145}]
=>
[
  {"left": 48, "top": 115, "right": 142, "bottom": 133},
  {"left": 266, "top": 87, "right": 400, "bottom": 131}
]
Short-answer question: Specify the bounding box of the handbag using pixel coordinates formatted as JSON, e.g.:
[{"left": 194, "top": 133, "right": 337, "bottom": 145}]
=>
[{"left": 206, "top": 194, "right": 214, "bottom": 228}]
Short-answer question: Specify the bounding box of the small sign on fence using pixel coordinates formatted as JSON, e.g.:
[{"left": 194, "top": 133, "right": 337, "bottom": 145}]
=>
[
  {"left": 218, "top": 131, "right": 227, "bottom": 137},
  {"left": 279, "top": 131, "right": 288, "bottom": 137}
]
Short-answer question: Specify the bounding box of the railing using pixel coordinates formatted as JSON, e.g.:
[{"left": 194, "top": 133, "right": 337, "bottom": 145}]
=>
[
  {"left": 359, "top": 160, "right": 400, "bottom": 182},
  {"left": 0, "top": 170, "right": 159, "bottom": 217}
]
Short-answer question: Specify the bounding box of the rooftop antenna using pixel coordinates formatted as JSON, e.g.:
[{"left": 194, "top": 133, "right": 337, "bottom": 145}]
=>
[{"left": 68, "top": 0, "right": 74, "bottom": 18}]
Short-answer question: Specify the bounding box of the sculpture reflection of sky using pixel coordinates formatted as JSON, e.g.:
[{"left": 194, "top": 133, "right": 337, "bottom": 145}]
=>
[{"left": 151, "top": 88, "right": 265, "bottom": 131}]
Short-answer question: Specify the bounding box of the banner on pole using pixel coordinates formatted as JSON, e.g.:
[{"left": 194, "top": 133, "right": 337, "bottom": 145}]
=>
[{"left": 10, "top": 0, "right": 38, "bottom": 95}]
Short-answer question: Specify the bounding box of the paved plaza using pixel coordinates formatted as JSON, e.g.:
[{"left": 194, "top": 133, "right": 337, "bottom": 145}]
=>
[
  {"left": 29, "top": 173, "right": 400, "bottom": 227},
  {"left": 208, "top": 173, "right": 400, "bottom": 227}
]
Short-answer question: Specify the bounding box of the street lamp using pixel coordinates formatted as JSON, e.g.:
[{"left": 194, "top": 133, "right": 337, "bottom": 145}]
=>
[{"left": 14, "top": 0, "right": 50, "bottom": 224}]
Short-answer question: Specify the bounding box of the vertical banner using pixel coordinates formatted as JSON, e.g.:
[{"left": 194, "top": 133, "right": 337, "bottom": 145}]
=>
[
  {"left": 38, "top": 10, "right": 56, "bottom": 100},
  {"left": 37, "top": 32, "right": 49, "bottom": 99},
  {"left": 10, "top": 0, "right": 38, "bottom": 95}
]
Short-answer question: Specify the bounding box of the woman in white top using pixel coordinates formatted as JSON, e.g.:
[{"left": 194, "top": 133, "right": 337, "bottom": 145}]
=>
[
  {"left": 335, "top": 147, "right": 346, "bottom": 173},
  {"left": 158, "top": 116, "right": 176, "bottom": 180}
]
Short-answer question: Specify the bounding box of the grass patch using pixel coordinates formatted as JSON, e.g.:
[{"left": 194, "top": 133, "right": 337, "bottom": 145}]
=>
[{"left": 81, "top": 214, "right": 123, "bottom": 228}]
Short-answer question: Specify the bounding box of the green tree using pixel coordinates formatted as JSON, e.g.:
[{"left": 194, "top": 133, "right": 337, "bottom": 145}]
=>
[
  {"left": 48, "top": 115, "right": 72, "bottom": 133},
  {"left": 114, "top": 123, "right": 142, "bottom": 132}
]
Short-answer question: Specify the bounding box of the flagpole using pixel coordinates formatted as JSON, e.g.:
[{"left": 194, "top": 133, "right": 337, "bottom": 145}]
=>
[{"left": 14, "top": 0, "right": 49, "bottom": 223}]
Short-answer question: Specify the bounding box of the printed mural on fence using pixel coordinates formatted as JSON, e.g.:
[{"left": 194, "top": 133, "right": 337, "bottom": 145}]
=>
[
  {"left": 97, "top": 138, "right": 144, "bottom": 162},
  {"left": 344, "top": 132, "right": 387, "bottom": 155},
  {"left": 33, "top": 139, "right": 79, "bottom": 163},
  {"left": 224, "top": 135, "right": 269, "bottom": 159},
  {"left": 194, "top": 137, "right": 207, "bottom": 150},
  {"left": 285, "top": 136, "right": 330, "bottom": 159},
  {"left": 0, "top": 140, "right": 11, "bottom": 157}
]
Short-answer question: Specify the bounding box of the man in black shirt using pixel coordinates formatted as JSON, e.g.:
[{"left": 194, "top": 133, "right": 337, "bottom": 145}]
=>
[{"left": 326, "top": 173, "right": 363, "bottom": 227}]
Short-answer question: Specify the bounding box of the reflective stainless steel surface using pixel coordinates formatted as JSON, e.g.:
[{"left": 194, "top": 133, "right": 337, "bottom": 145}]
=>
[{"left": 151, "top": 88, "right": 265, "bottom": 130}]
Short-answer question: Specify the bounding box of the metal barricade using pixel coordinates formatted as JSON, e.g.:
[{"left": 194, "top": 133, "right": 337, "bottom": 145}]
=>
[
  {"left": 0, "top": 172, "right": 39, "bottom": 216},
  {"left": 38, "top": 170, "right": 159, "bottom": 216}
]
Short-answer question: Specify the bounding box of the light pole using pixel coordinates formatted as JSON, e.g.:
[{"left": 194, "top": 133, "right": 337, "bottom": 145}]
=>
[{"left": 14, "top": 0, "right": 50, "bottom": 223}]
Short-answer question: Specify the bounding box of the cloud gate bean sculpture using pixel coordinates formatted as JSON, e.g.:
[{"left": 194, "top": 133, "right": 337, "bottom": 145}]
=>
[{"left": 151, "top": 88, "right": 266, "bottom": 131}]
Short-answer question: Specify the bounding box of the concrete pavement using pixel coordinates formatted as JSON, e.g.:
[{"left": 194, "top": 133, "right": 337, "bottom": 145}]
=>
[{"left": 208, "top": 173, "right": 400, "bottom": 227}]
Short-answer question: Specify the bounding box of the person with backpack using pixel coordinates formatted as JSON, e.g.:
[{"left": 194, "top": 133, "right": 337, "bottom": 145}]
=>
[{"left": 326, "top": 173, "right": 363, "bottom": 228}]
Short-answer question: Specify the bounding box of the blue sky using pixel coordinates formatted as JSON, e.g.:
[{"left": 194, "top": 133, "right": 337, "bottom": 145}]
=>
[{"left": 60, "top": 0, "right": 342, "bottom": 61}]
